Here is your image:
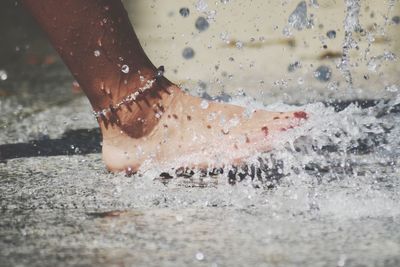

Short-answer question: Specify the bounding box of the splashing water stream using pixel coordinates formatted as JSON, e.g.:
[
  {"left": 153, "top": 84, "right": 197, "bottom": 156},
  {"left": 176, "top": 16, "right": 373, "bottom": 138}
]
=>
[{"left": 338, "top": 0, "right": 361, "bottom": 88}]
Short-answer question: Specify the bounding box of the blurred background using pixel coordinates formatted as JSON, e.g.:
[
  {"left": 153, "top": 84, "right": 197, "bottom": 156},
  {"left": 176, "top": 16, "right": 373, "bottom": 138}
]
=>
[
  {"left": 0, "top": 0, "right": 399, "bottom": 107},
  {"left": 126, "top": 0, "right": 400, "bottom": 104}
]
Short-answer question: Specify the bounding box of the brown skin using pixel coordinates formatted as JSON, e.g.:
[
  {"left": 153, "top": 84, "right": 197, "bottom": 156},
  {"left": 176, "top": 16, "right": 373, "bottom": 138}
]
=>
[{"left": 22, "top": 0, "right": 171, "bottom": 138}]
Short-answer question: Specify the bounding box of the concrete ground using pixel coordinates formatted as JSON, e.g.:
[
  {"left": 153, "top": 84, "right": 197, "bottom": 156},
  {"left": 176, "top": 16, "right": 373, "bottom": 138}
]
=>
[{"left": 1, "top": 1, "right": 400, "bottom": 267}]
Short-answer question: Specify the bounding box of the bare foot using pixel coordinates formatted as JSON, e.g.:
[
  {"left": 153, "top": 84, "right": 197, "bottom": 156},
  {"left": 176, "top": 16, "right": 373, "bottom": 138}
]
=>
[
  {"left": 23, "top": 0, "right": 307, "bottom": 174},
  {"left": 100, "top": 85, "right": 308, "bottom": 173}
]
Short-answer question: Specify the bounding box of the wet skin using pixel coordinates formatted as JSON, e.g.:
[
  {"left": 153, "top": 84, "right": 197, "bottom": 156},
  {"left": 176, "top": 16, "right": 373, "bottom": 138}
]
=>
[
  {"left": 22, "top": 0, "right": 308, "bottom": 173},
  {"left": 100, "top": 85, "right": 308, "bottom": 172}
]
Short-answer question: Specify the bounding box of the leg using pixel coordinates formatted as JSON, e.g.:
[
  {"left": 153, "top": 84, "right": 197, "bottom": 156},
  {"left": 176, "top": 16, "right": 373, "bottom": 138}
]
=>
[
  {"left": 22, "top": 0, "right": 169, "bottom": 137},
  {"left": 22, "top": 0, "right": 308, "bottom": 172}
]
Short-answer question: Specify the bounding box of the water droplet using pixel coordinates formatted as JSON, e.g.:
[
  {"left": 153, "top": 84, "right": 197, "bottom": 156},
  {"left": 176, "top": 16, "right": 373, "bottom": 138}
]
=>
[
  {"left": 94, "top": 50, "right": 101, "bottom": 57},
  {"left": 288, "top": 61, "right": 301, "bottom": 72},
  {"left": 114, "top": 186, "right": 122, "bottom": 195},
  {"left": 282, "top": 26, "right": 292, "bottom": 36},
  {"left": 327, "top": 81, "right": 339, "bottom": 91},
  {"left": 195, "top": 0, "right": 208, "bottom": 12},
  {"left": 0, "top": 70, "right": 8, "bottom": 81},
  {"left": 236, "top": 88, "right": 245, "bottom": 96},
  {"left": 195, "top": 252, "right": 204, "bottom": 261},
  {"left": 121, "top": 65, "right": 130, "bottom": 73},
  {"left": 326, "top": 30, "right": 336, "bottom": 39},
  {"left": 314, "top": 65, "right": 332, "bottom": 82},
  {"left": 310, "top": 0, "right": 319, "bottom": 8},
  {"left": 385, "top": 85, "right": 399, "bottom": 92},
  {"left": 220, "top": 0, "right": 230, "bottom": 3},
  {"left": 207, "top": 9, "right": 217, "bottom": 20},
  {"left": 198, "top": 81, "right": 207, "bottom": 90},
  {"left": 367, "top": 52, "right": 396, "bottom": 72},
  {"left": 20, "top": 229, "right": 27, "bottom": 236},
  {"left": 200, "top": 100, "right": 209, "bottom": 109},
  {"left": 156, "top": 65, "right": 165, "bottom": 77},
  {"left": 179, "top": 7, "right": 190, "bottom": 17},
  {"left": 126, "top": 167, "right": 133, "bottom": 174},
  {"left": 367, "top": 58, "right": 378, "bottom": 72},
  {"left": 195, "top": 17, "right": 209, "bottom": 32},
  {"left": 235, "top": 41, "right": 244, "bottom": 49},
  {"left": 208, "top": 112, "right": 217, "bottom": 121},
  {"left": 182, "top": 47, "right": 195, "bottom": 59},
  {"left": 337, "top": 254, "right": 347, "bottom": 267},
  {"left": 105, "top": 87, "right": 111, "bottom": 95},
  {"left": 392, "top": 16, "right": 400, "bottom": 25},
  {"left": 220, "top": 31, "right": 230, "bottom": 43},
  {"left": 288, "top": 1, "right": 310, "bottom": 30},
  {"left": 383, "top": 51, "right": 396, "bottom": 61}
]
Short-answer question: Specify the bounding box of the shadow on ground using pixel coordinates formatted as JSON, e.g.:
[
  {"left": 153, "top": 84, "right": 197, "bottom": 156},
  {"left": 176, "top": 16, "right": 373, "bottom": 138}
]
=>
[{"left": 0, "top": 128, "right": 101, "bottom": 162}]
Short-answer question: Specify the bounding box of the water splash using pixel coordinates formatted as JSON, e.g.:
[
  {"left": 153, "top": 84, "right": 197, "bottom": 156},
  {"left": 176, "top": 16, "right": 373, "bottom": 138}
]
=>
[
  {"left": 179, "top": 7, "right": 190, "bottom": 17},
  {"left": 195, "top": 0, "right": 208, "bottom": 12},
  {"left": 121, "top": 65, "right": 130, "bottom": 73},
  {"left": 2, "top": 1, "right": 400, "bottom": 265},
  {"left": 338, "top": 0, "right": 361, "bottom": 88},
  {"left": 0, "top": 69, "right": 8, "bottom": 81},
  {"left": 195, "top": 16, "right": 210, "bottom": 31},
  {"left": 367, "top": 51, "right": 397, "bottom": 72},
  {"left": 288, "top": 1, "right": 311, "bottom": 31}
]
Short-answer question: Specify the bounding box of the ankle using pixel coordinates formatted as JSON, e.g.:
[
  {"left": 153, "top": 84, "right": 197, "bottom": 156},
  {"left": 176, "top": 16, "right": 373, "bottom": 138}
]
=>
[
  {"left": 92, "top": 66, "right": 165, "bottom": 116},
  {"left": 99, "top": 78, "right": 181, "bottom": 139}
]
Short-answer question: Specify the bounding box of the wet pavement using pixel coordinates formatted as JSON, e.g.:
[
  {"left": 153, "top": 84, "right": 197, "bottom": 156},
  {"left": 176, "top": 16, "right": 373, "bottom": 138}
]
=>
[{"left": 1, "top": 1, "right": 400, "bottom": 267}]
